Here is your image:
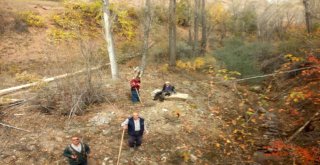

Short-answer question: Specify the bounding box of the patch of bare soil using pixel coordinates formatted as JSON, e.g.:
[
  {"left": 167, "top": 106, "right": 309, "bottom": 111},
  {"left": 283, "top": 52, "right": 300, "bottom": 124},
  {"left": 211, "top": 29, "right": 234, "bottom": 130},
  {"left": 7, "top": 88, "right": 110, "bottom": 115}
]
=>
[{"left": 0, "top": 0, "right": 82, "bottom": 89}]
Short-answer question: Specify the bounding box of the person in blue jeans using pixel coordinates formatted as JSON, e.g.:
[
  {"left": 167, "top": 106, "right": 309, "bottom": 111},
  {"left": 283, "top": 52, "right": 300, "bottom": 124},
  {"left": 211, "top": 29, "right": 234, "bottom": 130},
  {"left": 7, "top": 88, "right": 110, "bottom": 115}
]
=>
[{"left": 130, "top": 76, "right": 141, "bottom": 103}]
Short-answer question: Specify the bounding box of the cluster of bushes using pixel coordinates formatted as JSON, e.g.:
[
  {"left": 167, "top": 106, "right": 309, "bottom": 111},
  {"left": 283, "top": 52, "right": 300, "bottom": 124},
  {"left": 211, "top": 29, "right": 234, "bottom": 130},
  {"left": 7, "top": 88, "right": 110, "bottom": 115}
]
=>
[
  {"left": 34, "top": 74, "right": 106, "bottom": 115},
  {"left": 49, "top": 0, "right": 139, "bottom": 41},
  {"left": 17, "top": 11, "right": 46, "bottom": 28},
  {"left": 214, "top": 37, "right": 273, "bottom": 77},
  {"left": 176, "top": 56, "right": 216, "bottom": 71},
  {"left": 32, "top": 41, "right": 108, "bottom": 115}
]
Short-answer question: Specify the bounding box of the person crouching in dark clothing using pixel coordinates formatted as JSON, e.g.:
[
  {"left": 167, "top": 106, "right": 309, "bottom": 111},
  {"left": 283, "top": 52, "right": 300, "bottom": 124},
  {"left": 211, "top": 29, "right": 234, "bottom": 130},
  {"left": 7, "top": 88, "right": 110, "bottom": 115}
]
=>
[
  {"left": 153, "top": 81, "right": 176, "bottom": 101},
  {"left": 162, "top": 81, "right": 176, "bottom": 96}
]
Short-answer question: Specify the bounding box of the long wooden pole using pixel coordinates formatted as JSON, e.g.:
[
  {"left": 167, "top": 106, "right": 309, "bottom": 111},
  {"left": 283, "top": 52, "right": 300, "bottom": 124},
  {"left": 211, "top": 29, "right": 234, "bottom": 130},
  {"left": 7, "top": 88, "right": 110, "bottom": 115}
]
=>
[
  {"left": 135, "top": 88, "right": 143, "bottom": 104},
  {"left": 0, "top": 122, "right": 31, "bottom": 132},
  {"left": 286, "top": 111, "right": 319, "bottom": 143},
  {"left": 0, "top": 64, "right": 109, "bottom": 96},
  {"left": 117, "top": 129, "right": 125, "bottom": 165}
]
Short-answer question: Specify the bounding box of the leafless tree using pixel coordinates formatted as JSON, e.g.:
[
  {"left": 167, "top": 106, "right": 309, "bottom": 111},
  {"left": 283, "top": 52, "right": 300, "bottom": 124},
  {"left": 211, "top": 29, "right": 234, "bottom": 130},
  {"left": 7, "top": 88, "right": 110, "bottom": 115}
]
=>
[
  {"left": 303, "top": 0, "right": 312, "bottom": 33},
  {"left": 169, "top": 0, "right": 177, "bottom": 67},
  {"left": 256, "top": 0, "right": 303, "bottom": 40},
  {"left": 188, "top": 0, "right": 193, "bottom": 46},
  {"left": 200, "top": 0, "right": 207, "bottom": 55},
  {"left": 141, "top": 0, "right": 152, "bottom": 71},
  {"left": 193, "top": 0, "right": 200, "bottom": 57}
]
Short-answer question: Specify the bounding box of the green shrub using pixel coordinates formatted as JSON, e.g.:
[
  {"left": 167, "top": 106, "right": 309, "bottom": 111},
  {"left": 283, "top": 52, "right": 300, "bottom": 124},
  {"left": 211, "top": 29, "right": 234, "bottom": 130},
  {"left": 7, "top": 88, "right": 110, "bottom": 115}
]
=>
[
  {"left": 18, "top": 11, "right": 45, "bottom": 27},
  {"left": 47, "top": 28, "right": 76, "bottom": 42},
  {"left": 176, "top": 41, "right": 192, "bottom": 58},
  {"left": 51, "top": 1, "right": 138, "bottom": 40},
  {"left": 52, "top": 0, "right": 102, "bottom": 30},
  {"left": 214, "top": 38, "right": 273, "bottom": 77},
  {"left": 109, "top": 3, "right": 138, "bottom": 40},
  {"left": 176, "top": 0, "right": 191, "bottom": 26},
  {"left": 277, "top": 38, "right": 304, "bottom": 54},
  {"left": 153, "top": 5, "right": 168, "bottom": 24},
  {"left": 117, "top": 39, "right": 143, "bottom": 63},
  {"left": 49, "top": 0, "right": 104, "bottom": 41},
  {"left": 149, "top": 42, "right": 168, "bottom": 63},
  {"left": 239, "top": 10, "right": 257, "bottom": 34}
]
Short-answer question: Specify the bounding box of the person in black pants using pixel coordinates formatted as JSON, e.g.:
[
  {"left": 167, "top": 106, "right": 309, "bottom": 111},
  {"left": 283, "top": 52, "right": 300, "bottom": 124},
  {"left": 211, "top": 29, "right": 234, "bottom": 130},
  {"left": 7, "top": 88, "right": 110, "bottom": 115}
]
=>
[{"left": 121, "top": 112, "right": 148, "bottom": 151}]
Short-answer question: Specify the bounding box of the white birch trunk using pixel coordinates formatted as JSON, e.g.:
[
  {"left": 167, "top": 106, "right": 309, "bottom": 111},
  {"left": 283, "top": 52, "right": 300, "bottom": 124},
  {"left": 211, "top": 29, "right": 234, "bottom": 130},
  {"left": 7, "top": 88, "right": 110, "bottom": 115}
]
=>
[{"left": 103, "top": 0, "right": 119, "bottom": 79}]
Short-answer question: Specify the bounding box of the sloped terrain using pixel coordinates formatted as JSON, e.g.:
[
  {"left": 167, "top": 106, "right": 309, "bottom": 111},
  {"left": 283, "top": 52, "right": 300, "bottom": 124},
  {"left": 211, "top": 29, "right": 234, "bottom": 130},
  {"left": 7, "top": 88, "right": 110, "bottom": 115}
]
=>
[{"left": 0, "top": 66, "right": 247, "bottom": 164}]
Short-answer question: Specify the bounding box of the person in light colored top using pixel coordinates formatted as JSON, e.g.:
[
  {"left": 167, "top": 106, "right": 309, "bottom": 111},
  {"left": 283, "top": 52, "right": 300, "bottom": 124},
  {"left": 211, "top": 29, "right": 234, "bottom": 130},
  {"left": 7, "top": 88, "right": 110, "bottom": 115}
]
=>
[{"left": 121, "top": 112, "right": 148, "bottom": 151}]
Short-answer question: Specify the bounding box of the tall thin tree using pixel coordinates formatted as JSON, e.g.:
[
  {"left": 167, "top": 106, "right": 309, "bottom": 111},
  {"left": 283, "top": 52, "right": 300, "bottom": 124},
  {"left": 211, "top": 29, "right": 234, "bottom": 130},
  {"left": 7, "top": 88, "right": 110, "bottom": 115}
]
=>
[
  {"left": 141, "top": 0, "right": 152, "bottom": 72},
  {"left": 188, "top": 0, "right": 192, "bottom": 46},
  {"left": 193, "top": 0, "right": 200, "bottom": 57},
  {"left": 303, "top": 0, "right": 312, "bottom": 33},
  {"left": 169, "top": 0, "right": 177, "bottom": 67},
  {"left": 200, "top": 0, "right": 207, "bottom": 55},
  {"left": 103, "top": 0, "right": 119, "bottom": 79}
]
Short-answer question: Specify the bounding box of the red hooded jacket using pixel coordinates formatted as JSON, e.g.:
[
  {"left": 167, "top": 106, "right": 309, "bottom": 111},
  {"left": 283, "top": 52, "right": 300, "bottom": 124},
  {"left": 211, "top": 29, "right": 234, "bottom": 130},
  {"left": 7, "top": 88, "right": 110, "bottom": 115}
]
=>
[{"left": 130, "top": 78, "right": 141, "bottom": 90}]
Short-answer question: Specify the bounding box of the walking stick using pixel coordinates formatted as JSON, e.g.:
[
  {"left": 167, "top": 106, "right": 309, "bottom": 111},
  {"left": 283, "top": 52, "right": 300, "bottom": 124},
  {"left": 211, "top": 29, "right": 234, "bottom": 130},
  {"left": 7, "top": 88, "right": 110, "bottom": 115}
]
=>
[
  {"left": 135, "top": 88, "right": 143, "bottom": 104},
  {"left": 117, "top": 129, "right": 125, "bottom": 165}
]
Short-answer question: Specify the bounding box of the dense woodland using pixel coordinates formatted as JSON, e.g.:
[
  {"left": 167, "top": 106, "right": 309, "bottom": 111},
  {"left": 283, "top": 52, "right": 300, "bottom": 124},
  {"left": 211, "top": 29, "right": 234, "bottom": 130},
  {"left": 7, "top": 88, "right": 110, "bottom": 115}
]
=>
[{"left": 0, "top": 0, "right": 319, "bottom": 164}]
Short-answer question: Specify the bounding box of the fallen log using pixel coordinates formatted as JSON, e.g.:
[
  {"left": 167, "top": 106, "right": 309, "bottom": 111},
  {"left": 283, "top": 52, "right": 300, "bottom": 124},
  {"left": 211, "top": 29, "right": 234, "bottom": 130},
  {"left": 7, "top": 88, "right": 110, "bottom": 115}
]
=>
[
  {"left": 0, "top": 122, "right": 31, "bottom": 132},
  {"left": 286, "top": 111, "right": 319, "bottom": 143},
  {"left": 166, "top": 93, "right": 189, "bottom": 100},
  {"left": 0, "top": 64, "right": 109, "bottom": 96},
  {"left": 0, "top": 99, "right": 26, "bottom": 109},
  {"left": 151, "top": 89, "right": 190, "bottom": 100}
]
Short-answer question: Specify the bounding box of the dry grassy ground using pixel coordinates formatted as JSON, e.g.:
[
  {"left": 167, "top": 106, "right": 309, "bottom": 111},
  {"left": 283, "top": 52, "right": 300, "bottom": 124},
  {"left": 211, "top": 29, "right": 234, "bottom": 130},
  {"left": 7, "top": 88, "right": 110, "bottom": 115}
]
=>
[
  {"left": 0, "top": 65, "right": 242, "bottom": 164},
  {"left": 2, "top": 0, "right": 317, "bottom": 164}
]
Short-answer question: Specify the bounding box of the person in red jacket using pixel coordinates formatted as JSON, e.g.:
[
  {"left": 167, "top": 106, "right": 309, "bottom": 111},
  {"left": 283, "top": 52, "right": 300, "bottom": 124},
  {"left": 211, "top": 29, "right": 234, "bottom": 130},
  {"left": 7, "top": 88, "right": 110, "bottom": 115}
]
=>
[{"left": 130, "top": 76, "right": 141, "bottom": 103}]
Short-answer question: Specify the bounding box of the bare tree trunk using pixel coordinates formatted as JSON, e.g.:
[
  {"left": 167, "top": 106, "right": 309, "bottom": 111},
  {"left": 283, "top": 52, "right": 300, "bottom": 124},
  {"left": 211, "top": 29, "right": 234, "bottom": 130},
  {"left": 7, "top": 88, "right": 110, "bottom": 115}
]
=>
[
  {"left": 188, "top": 0, "right": 193, "bottom": 46},
  {"left": 103, "top": 0, "right": 118, "bottom": 79},
  {"left": 193, "top": 0, "right": 200, "bottom": 57},
  {"left": 188, "top": 26, "right": 192, "bottom": 45},
  {"left": 141, "top": 0, "right": 151, "bottom": 71},
  {"left": 200, "top": 0, "right": 207, "bottom": 55},
  {"left": 303, "top": 0, "right": 312, "bottom": 33},
  {"left": 169, "top": 0, "right": 177, "bottom": 67}
]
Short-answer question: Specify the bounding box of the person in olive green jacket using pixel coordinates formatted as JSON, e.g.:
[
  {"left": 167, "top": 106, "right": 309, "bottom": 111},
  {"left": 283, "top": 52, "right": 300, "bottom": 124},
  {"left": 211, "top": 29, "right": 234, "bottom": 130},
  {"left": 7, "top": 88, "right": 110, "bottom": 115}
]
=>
[{"left": 63, "top": 135, "right": 90, "bottom": 165}]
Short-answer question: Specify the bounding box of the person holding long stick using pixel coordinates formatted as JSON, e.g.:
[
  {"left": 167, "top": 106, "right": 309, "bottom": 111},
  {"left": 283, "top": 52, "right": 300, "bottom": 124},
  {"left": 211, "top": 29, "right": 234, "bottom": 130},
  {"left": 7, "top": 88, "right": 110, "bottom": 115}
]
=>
[
  {"left": 121, "top": 112, "right": 148, "bottom": 151},
  {"left": 130, "top": 76, "right": 141, "bottom": 103}
]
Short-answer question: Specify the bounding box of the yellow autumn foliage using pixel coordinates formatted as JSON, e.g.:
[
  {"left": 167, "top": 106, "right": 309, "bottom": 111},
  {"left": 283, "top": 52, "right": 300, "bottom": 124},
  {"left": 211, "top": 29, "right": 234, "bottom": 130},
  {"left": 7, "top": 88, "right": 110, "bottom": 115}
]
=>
[
  {"left": 284, "top": 54, "right": 303, "bottom": 62},
  {"left": 216, "top": 69, "right": 241, "bottom": 80},
  {"left": 160, "top": 63, "right": 169, "bottom": 73},
  {"left": 176, "top": 57, "right": 206, "bottom": 71},
  {"left": 207, "top": 2, "right": 230, "bottom": 25},
  {"left": 18, "top": 11, "right": 45, "bottom": 27},
  {"left": 287, "top": 91, "right": 305, "bottom": 103}
]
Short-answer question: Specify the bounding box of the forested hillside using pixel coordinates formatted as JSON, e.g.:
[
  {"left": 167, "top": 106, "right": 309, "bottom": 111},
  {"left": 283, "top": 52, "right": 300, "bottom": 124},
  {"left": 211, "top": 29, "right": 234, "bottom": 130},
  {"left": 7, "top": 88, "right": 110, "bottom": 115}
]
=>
[{"left": 0, "top": 0, "right": 319, "bottom": 164}]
